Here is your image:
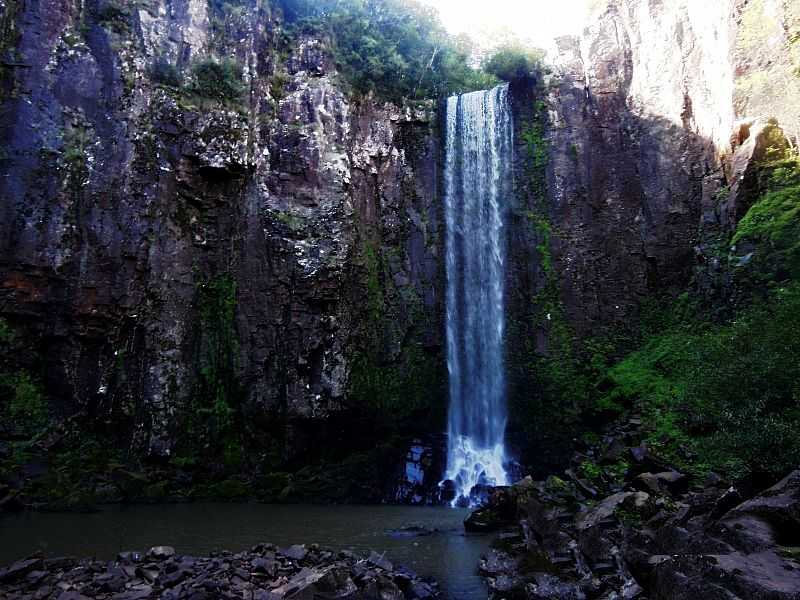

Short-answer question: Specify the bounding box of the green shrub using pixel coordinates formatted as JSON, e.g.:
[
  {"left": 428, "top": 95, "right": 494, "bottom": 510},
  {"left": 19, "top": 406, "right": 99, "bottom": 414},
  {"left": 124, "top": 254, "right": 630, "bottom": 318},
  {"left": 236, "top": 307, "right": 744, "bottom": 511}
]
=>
[
  {"left": 187, "top": 58, "right": 245, "bottom": 101},
  {"left": 278, "top": 0, "right": 496, "bottom": 99},
  {"left": 1, "top": 372, "right": 48, "bottom": 435},
  {"left": 483, "top": 44, "right": 545, "bottom": 82},
  {"left": 150, "top": 58, "right": 182, "bottom": 87},
  {"left": 0, "top": 318, "right": 12, "bottom": 343}
]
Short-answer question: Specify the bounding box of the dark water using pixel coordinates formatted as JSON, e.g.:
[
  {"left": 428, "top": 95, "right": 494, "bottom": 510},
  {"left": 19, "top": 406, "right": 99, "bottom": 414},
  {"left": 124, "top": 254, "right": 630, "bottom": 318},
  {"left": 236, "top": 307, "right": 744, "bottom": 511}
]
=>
[{"left": 0, "top": 504, "right": 491, "bottom": 599}]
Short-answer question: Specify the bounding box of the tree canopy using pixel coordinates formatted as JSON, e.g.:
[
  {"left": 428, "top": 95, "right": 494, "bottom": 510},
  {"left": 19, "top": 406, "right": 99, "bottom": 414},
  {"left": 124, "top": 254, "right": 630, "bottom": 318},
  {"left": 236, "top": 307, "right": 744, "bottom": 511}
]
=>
[
  {"left": 483, "top": 44, "right": 546, "bottom": 82},
  {"left": 277, "top": 0, "right": 503, "bottom": 99}
]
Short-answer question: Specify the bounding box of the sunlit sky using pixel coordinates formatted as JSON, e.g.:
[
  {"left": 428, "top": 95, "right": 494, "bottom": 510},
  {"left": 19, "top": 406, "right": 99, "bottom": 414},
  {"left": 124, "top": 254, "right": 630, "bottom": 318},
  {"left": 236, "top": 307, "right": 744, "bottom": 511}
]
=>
[{"left": 419, "top": 0, "right": 591, "bottom": 53}]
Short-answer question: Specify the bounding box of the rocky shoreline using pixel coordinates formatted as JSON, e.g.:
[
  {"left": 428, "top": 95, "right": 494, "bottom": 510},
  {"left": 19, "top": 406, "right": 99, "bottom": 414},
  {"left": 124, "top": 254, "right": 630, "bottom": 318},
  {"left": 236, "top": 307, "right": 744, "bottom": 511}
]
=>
[
  {"left": 0, "top": 544, "right": 440, "bottom": 600},
  {"left": 466, "top": 417, "right": 800, "bottom": 599}
]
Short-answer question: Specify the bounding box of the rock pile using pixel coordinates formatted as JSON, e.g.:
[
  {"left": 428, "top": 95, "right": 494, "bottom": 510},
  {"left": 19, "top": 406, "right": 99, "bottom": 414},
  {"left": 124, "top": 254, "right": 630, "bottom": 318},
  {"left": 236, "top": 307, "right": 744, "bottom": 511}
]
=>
[
  {"left": 469, "top": 418, "right": 800, "bottom": 599},
  {"left": 0, "top": 543, "right": 440, "bottom": 600}
]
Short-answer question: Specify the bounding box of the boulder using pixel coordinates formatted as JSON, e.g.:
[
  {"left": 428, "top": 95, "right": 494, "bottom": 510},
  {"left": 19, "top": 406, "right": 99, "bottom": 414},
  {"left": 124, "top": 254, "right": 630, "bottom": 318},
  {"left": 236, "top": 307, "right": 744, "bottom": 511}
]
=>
[
  {"left": 147, "top": 546, "right": 175, "bottom": 560},
  {"left": 635, "top": 471, "right": 688, "bottom": 496},
  {"left": 577, "top": 492, "right": 633, "bottom": 530}
]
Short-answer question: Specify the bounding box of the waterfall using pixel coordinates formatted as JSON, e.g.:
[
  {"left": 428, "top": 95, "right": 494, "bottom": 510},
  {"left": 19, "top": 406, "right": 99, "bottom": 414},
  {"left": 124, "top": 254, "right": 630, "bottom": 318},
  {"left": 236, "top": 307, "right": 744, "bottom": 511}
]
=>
[{"left": 443, "top": 84, "right": 513, "bottom": 506}]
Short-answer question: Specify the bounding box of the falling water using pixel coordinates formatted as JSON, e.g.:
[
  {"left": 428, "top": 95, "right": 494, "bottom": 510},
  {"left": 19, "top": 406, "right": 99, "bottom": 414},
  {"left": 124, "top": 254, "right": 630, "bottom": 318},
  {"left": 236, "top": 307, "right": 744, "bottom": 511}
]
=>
[{"left": 443, "top": 85, "right": 513, "bottom": 506}]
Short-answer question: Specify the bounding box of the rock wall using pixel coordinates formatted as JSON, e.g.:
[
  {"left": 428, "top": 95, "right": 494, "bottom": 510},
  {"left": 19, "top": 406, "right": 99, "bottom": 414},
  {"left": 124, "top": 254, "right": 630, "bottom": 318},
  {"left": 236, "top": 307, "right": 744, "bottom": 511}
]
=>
[
  {"left": 0, "top": 0, "right": 444, "bottom": 462},
  {"left": 520, "top": 0, "right": 797, "bottom": 341}
]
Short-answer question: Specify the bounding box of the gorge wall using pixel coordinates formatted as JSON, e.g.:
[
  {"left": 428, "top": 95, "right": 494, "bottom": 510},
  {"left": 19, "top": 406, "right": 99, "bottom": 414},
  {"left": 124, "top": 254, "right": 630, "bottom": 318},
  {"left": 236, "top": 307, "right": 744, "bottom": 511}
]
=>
[
  {"left": 0, "top": 0, "right": 797, "bottom": 492},
  {"left": 0, "top": 0, "right": 444, "bottom": 473},
  {"left": 504, "top": 0, "right": 799, "bottom": 470}
]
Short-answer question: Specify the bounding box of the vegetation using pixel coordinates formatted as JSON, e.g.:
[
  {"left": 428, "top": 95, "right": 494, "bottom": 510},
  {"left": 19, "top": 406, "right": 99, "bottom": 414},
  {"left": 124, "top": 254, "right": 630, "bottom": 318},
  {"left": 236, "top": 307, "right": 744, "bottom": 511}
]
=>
[
  {"left": 0, "top": 372, "right": 48, "bottom": 435},
  {"left": 483, "top": 44, "right": 545, "bottom": 82},
  {"left": 187, "top": 58, "right": 246, "bottom": 102},
  {"left": 191, "top": 274, "right": 243, "bottom": 468},
  {"left": 149, "top": 57, "right": 183, "bottom": 88},
  {"left": 601, "top": 284, "right": 800, "bottom": 480},
  {"left": 731, "top": 146, "right": 800, "bottom": 282},
  {"left": 276, "top": 0, "right": 498, "bottom": 99},
  {"left": 596, "top": 143, "right": 800, "bottom": 482}
]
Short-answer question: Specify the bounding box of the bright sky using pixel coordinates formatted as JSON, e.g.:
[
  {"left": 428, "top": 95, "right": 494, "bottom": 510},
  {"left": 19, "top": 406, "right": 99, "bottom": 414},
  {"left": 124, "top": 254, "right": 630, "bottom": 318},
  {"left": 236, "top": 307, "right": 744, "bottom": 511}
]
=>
[{"left": 419, "top": 0, "right": 591, "bottom": 53}]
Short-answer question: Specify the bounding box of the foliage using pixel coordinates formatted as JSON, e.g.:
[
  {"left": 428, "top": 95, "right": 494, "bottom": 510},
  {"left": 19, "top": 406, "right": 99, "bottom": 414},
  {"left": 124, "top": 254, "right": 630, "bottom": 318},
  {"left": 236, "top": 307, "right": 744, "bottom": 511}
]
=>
[
  {"left": 149, "top": 57, "right": 182, "bottom": 87},
  {"left": 483, "top": 44, "right": 545, "bottom": 82},
  {"left": 732, "top": 147, "right": 800, "bottom": 282},
  {"left": 62, "top": 123, "right": 92, "bottom": 187},
  {"left": 0, "top": 318, "right": 12, "bottom": 343},
  {"left": 192, "top": 274, "right": 242, "bottom": 466},
  {"left": 187, "top": 58, "right": 245, "bottom": 102},
  {"left": 0, "top": 372, "right": 48, "bottom": 434},
  {"left": 602, "top": 284, "right": 800, "bottom": 480},
  {"left": 277, "top": 0, "right": 497, "bottom": 99}
]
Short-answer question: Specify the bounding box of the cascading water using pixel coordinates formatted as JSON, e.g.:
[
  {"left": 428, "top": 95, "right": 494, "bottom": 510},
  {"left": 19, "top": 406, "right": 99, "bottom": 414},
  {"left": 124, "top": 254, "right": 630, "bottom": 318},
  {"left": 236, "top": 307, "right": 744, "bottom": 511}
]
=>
[{"left": 443, "top": 84, "right": 513, "bottom": 507}]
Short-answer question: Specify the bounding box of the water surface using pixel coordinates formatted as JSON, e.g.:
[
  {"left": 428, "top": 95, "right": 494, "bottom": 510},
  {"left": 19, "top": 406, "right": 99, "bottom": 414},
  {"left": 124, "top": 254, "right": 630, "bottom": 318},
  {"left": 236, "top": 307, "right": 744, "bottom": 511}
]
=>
[{"left": 0, "top": 504, "right": 491, "bottom": 599}]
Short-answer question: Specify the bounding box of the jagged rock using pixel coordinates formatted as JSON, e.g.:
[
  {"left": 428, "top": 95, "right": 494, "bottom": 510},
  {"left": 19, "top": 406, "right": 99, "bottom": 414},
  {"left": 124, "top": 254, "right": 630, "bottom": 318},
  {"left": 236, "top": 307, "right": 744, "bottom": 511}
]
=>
[
  {"left": 0, "top": 558, "right": 43, "bottom": 583},
  {"left": 634, "top": 471, "right": 688, "bottom": 496},
  {"left": 279, "top": 545, "right": 308, "bottom": 561},
  {"left": 577, "top": 492, "right": 633, "bottom": 531},
  {"left": 725, "top": 470, "right": 800, "bottom": 529},
  {"left": 526, "top": 574, "right": 586, "bottom": 600},
  {"left": 147, "top": 546, "right": 175, "bottom": 561},
  {"left": 0, "top": 545, "right": 438, "bottom": 600}
]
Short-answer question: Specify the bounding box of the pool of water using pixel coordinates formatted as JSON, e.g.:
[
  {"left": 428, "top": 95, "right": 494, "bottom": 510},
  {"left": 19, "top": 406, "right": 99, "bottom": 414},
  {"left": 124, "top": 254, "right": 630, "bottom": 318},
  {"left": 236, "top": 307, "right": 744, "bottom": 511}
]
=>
[{"left": 0, "top": 504, "right": 491, "bottom": 599}]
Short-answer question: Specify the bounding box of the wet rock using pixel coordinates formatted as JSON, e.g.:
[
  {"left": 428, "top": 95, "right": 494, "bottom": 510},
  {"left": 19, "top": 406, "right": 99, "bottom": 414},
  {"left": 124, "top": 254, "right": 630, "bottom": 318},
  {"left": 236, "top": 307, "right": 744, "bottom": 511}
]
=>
[
  {"left": 368, "top": 551, "right": 394, "bottom": 571},
  {"left": 526, "top": 574, "right": 586, "bottom": 600},
  {"left": 464, "top": 486, "right": 518, "bottom": 532},
  {"left": 0, "top": 558, "right": 43, "bottom": 583},
  {"left": 147, "top": 546, "right": 175, "bottom": 560},
  {"left": 279, "top": 544, "right": 308, "bottom": 561}
]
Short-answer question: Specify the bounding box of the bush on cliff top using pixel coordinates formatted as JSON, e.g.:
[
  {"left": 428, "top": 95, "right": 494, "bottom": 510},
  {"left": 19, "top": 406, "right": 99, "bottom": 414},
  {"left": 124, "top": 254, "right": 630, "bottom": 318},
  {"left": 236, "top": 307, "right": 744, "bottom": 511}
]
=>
[
  {"left": 483, "top": 44, "right": 546, "bottom": 82},
  {"left": 277, "top": 0, "right": 498, "bottom": 99}
]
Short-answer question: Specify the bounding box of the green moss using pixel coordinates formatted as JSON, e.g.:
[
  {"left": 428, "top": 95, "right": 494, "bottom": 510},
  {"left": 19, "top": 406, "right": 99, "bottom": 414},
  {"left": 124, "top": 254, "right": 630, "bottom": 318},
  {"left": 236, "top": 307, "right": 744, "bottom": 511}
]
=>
[
  {"left": 578, "top": 460, "right": 602, "bottom": 483},
  {"left": 0, "top": 318, "right": 12, "bottom": 343},
  {"left": 600, "top": 284, "right": 800, "bottom": 480},
  {"left": 731, "top": 149, "right": 800, "bottom": 281},
  {"left": 62, "top": 123, "right": 92, "bottom": 186},
  {"left": 1, "top": 372, "right": 48, "bottom": 434},
  {"left": 96, "top": 2, "right": 131, "bottom": 34},
  {"left": 274, "top": 210, "right": 305, "bottom": 232},
  {"left": 149, "top": 57, "right": 182, "bottom": 87},
  {"left": 186, "top": 273, "right": 244, "bottom": 467},
  {"left": 734, "top": 186, "right": 800, "bottom": 247},
  {"left": 349, "top": 342, "right": 442, "bottom": 419}
]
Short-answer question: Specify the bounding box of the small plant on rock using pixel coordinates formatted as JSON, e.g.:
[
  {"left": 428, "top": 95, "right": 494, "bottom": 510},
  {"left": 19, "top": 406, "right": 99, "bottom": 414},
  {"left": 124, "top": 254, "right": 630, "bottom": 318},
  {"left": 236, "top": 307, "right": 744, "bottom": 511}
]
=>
[{"left": 187, "top": 58, "right": 245, "bottom": 102}]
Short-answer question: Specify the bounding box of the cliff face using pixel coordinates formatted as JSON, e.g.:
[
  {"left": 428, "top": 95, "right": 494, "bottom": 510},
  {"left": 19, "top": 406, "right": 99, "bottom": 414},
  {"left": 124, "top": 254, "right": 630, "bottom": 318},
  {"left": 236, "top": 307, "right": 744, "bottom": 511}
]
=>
[
  {"left": 533, "top": 0, "right": 797, "bottom": 338},
  {"left": 0, "top": 1, "right": 443, "bottom": 463},
  {"left": 502, "top": 0, "right": 799, "bottom": 470},
  {"left": 0, "top": 0, "right": 796, "bottom": 484}
]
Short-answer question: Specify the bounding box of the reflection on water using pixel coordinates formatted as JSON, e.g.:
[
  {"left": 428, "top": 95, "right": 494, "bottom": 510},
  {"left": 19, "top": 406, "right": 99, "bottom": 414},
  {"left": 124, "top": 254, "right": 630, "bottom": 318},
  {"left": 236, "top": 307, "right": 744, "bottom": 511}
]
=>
[{"left": 0, "top": 504, "right": 491, "bottom": 599}]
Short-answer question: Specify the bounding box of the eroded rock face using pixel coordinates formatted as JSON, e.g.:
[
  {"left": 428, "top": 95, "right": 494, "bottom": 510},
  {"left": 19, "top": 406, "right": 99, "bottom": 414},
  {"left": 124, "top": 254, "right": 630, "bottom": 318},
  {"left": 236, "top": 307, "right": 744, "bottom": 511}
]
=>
[
  {"left": 0, "top": 2, "right": 443, "bottom": 461},
  {"left": 541, "top": 0, "right": 731, "bottom": 339}
]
